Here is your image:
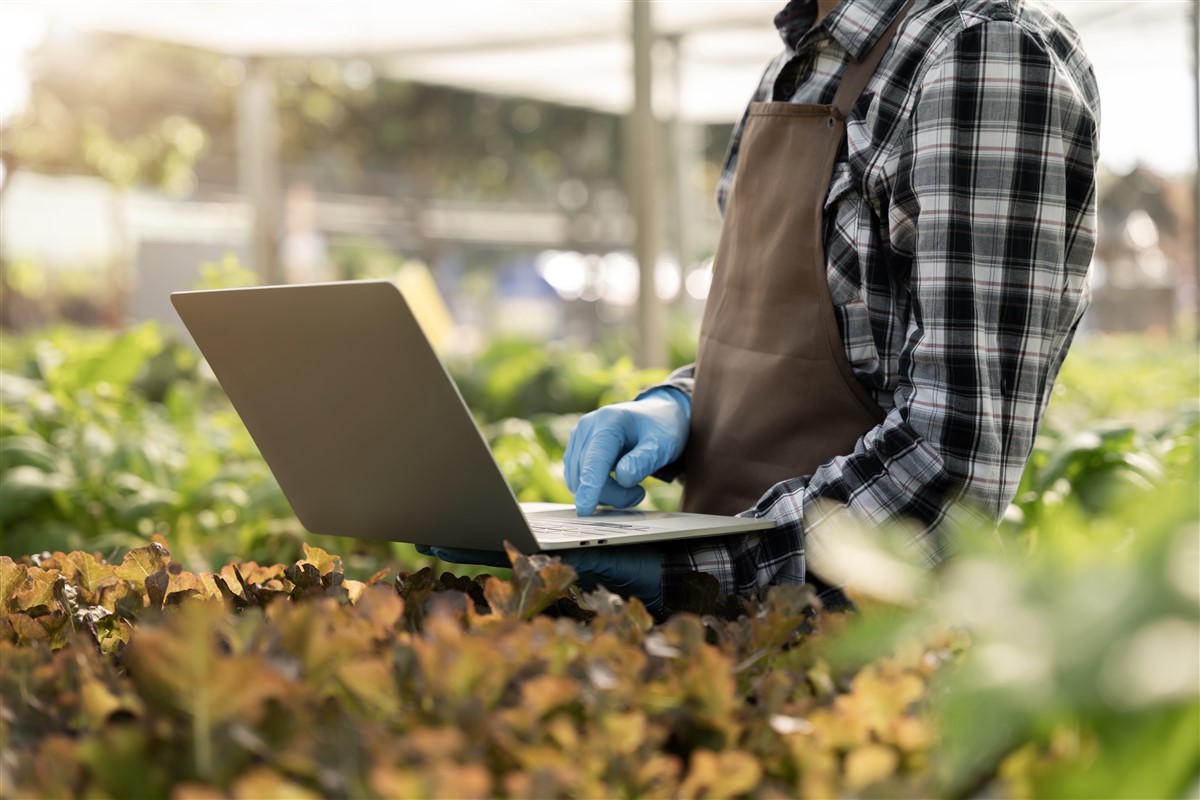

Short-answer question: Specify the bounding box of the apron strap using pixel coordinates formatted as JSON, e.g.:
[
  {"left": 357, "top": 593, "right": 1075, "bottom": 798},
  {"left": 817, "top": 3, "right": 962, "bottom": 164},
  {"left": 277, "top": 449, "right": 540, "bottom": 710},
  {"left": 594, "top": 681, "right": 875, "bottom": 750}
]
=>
[{"left": 832, "top": 0, "right": 917, "bottom": 118}]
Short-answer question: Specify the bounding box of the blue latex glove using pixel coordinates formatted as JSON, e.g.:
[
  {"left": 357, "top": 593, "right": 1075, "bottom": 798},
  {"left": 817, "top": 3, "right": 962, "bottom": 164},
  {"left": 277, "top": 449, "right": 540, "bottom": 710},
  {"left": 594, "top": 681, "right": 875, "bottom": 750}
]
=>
[
  {"left": 415, "top": 544, "right": 663, "bottom": 613},
  {"left": 563, "top": 388, "right": 690, "bottom": 517}
]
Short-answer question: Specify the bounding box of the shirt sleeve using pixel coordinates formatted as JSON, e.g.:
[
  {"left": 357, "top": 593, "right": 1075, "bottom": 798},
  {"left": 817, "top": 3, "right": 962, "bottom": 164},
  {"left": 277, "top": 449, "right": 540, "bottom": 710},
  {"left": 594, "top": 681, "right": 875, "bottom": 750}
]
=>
[{"left": 660, "top": 20, "right": 1100, "bottom": 604}]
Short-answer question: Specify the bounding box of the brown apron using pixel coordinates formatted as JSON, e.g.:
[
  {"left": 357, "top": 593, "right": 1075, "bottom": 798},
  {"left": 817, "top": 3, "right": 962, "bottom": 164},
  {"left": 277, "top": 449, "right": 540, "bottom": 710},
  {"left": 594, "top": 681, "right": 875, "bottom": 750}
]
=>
[{"left": 681, "top": 3, "right": 912, "bottom": 516}]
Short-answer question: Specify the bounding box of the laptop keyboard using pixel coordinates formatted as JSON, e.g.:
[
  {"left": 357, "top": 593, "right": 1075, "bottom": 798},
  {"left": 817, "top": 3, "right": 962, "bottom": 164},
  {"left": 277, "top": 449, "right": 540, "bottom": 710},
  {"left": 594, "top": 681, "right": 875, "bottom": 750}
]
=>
[{"left": 530, "top": 518, "right": 666, "bottom": 541}]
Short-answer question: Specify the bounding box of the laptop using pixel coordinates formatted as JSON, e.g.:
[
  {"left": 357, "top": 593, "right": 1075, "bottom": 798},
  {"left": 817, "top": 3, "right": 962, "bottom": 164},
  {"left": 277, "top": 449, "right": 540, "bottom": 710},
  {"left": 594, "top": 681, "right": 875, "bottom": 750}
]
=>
[{"left": 171, "top": 280, "right": 774, "bottom": 552}]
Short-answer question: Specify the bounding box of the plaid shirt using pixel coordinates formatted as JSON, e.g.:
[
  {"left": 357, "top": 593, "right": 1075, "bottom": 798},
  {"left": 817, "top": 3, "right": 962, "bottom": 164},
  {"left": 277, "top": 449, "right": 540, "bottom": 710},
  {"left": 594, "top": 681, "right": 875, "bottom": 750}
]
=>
[{"left": 653, "top": 0, "right": 1100, "bottom": 606}]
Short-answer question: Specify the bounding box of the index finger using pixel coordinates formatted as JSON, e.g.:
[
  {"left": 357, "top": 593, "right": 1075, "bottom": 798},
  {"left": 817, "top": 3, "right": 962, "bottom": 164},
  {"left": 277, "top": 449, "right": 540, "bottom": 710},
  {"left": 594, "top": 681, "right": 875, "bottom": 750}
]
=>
[
  {"left": 574, "top": 427, "right": 626, "bottom": 515},
  {"left": 563, "top": 413, "right": 595, "bottom": 492}
]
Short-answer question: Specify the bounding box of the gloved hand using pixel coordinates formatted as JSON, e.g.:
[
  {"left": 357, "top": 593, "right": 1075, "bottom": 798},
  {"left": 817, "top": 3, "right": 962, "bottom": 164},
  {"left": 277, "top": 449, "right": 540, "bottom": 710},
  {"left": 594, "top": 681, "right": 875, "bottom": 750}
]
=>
[
  {"left": 564, "top": 388, "right": 690, "bottom": 517},
  {"left": 415, "top": 544, "right": 663, "bottom": 613}
]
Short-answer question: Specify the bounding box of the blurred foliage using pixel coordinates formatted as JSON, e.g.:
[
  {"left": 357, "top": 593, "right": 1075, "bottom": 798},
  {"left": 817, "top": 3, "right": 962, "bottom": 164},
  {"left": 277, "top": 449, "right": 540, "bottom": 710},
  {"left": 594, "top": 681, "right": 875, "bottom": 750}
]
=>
[
  {"left": 446, "top": 337, "right": 668, "bottom": 423},
  {"left": 0, "top": 324, "right": 406, "bottom": 576},
  {"left": 1009, "top": 333, "right": 1199, "bottom": 548},
  {"left": 192, "top": 253, "right": 259, "bottom": 292},
  {"left": 2, "top": 34, "right": 214, "bottom": 194},
  {"left": 1, "top": 32, "right": 630, "bottom": 207},
  {"left": 327, "top": 235, "right": 408, "bottom": 282}
]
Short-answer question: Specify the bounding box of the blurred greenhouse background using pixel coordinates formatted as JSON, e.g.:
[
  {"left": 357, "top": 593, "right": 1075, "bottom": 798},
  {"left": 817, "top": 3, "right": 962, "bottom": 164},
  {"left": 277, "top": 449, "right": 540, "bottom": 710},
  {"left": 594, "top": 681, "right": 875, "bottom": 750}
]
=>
[{"left": 0, "top": 0, "right": 1196, "bottom": 362}]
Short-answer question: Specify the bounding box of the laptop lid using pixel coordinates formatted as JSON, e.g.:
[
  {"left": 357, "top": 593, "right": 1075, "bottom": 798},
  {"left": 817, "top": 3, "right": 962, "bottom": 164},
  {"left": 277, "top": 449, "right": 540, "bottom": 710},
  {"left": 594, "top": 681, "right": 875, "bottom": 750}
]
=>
[{"left": 172, "top": 280, "right": 542, "bottom": 552}]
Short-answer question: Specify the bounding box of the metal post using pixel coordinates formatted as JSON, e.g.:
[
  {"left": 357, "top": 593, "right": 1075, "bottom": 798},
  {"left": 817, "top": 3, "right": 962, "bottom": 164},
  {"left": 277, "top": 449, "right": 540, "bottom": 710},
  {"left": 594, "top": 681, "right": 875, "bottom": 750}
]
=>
[
  {"left": 630, "top": 0, "right": 666, "bottom": 368},
  {"left": 237, "top": 56, "right": 282, "bottom": 284},
  {"left": 1192, "top": 0, "right": 1199, "bottom": 342},
  {"left": 664, "top": 34, "right": 704, "bottom": 274}
]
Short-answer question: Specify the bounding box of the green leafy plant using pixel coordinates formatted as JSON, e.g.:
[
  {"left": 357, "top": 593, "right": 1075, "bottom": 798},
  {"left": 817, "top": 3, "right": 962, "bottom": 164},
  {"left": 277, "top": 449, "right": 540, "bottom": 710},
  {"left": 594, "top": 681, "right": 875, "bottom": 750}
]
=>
[{"left": 0, "top": 323, "right": 399, "bottom": 574}]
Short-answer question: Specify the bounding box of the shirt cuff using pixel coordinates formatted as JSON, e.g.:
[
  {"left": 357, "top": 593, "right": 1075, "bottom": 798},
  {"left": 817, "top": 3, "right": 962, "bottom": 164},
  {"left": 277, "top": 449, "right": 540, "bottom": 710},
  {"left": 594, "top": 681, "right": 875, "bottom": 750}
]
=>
[{"left": 633, "top": 384, "right": 692, "bottom": 483}]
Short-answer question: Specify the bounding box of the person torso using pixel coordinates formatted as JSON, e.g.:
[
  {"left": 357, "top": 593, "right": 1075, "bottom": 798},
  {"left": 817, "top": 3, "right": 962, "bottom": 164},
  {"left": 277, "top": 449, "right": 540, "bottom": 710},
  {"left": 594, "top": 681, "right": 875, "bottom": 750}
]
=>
[{"left": 715, "top": 0, "right": 1101, "bottom": 411}]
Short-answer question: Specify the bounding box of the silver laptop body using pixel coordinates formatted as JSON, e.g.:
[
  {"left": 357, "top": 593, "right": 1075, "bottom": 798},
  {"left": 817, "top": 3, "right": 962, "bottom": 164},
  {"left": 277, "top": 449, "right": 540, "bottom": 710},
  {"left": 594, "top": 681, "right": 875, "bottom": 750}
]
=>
[{"left": 171, "top": 280, "right": 774, "bottom": 552}]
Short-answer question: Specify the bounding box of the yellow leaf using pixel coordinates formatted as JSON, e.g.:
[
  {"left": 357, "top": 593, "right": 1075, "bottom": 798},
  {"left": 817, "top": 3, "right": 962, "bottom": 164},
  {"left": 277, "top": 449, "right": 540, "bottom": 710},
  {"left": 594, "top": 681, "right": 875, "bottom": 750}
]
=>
[
  {"left": 519, "top": 674, "right": 581, "bottom": 720},
  {"left": 197, "top": 573, "right": 224, "bottom": 600},
  {"left": 892, "top": 715, "right": 932, "bottom": 752},
  {"left": 171, "top": 783, "right": 226, "bottom": 800},
  {"left": 235, "top": 561, "right": 287, "bottom": 586},
  {"left": 601, "top": 710, "right": 648, "bottom": 756},
  {"left": 99, "top": 619, "right": 134, "bottom": 655},
  {"left": 344, "top": 579, "right": 367, "bottom": 604},
  {"left": 678, "top": 749, "right": 762, "bottom": 799},
  {"left": 80, "top": 677, "right": 141, "bottom": 729},
  {"left": 334, "top": 658, "right": 400, "bottom": 718},
  {"left": 231, "top": 766, "right": 319, "bottom": 800},
  {"left": 430, "top": 762, "right": 491, "bottom": 800},
  {"left": 844, "top": 744, "right": 899, "bottom": 792},
  {"left": 301, "top": 543, "right": 340, "bottom": 576},
  {"left": 369, "top": 766, "right": 422, "bottom": 800},
  {"left": 0, "top": 557, "right": 28, "bottom": 609},
  {"left": 364, "top": 567, "right": 393, "bottom": 586},
  {"left": 13, "top": 567, "right": 59, "bottom": 612},
  {"left": 125, "top": 603, "right": 288, "bottom": 729},
  {"left": 353, "top": 584, "right": 403, "bottom": 639},
  {"left": 115, "top": 543, "right": 171, "bottom": 590},
  {"left": 397, "top": 727, "right": 467, "bottom": 761},
  {"left": 166, "top": 571, "right": 204, "bottom": 597},
  {"left": 65, "top": 551, "right": 117, "bottom": 593}
]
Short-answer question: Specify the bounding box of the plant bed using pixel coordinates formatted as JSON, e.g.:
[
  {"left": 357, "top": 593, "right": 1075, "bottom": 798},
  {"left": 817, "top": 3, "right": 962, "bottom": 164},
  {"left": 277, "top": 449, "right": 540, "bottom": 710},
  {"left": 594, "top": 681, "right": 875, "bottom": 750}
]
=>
[{"left": 1, "top": 538, "right": 966, "bottom": 799}]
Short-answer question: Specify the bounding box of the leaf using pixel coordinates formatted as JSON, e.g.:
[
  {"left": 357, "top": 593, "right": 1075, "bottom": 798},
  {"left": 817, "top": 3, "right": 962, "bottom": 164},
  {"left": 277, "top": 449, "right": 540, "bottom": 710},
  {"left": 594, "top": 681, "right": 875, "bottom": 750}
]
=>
[
  {"left": 116, "top": 543, "right": 171, "bottom": 590},
  {"left": 65, "top": 551, "right": 118, "bottom": 594},
  {"left": 0, "top": 435, "right": 67, "bottom": 473},
  {"left": 0, "top": 465, "right": 71, "bottom": 523},
  {"left": 353, "top": 585, "right": 403, "bottom": 640},
  {"left": 334, "top": 658, "right": 400, "bottom": 719},
  {"left": 749, "top": 584, "right": 816, "bottom": 653},
  {"left": 73, "top": 324, "right": 163, "bottom": 391},
  {"left": 7, "top": 612, "right": 50, "bottom": 643},
  {"left": 495, "top": 541, "right": 577, "bottom": 620},
  {"left": 300, "top": 543, "right": 340, "bottom": 576},
  {"left": 343, "top": 579, "right": 367, "bottom": 604},
  {"left": 98, "top": 618, "right": 134, "bottom": 655},
  {"left": 171, "top": 784, "right": 227, "bottom": 800},
  {"left": 396, "top": 567, "right": 437, "bottom": 628},
  {"left": 166, "top": 570, "right": 205, "bottom": 598},
  {"left": 284, "top": 563, "right": 322, "bottom": 599},
  {"left": 0, "top": 557, "right": 28, "bottom": 610},
  {"left": 843, "top": 744, "right": 899, "bottom": 791},
  {"left": 601, "top": 710, "right": 649, "bottom": 756},
  {"left": 0, "top": 370, "right": 41, "bottom": 405},
  {"left": 677, "top": 749, "right": 763, "bottom": 799},
  {"left": 364, "top": 567, "right": 393, "bottom": 586},
  {"left": 230, "top": 767, "right": 320, "bottom": 800},
  {"left": 229, "top": 562, "right": 286, "bottom": 587},
  {"left": 146, "top": 569, "right": 170, "bottom": 610},
  {"left": 209, "top": 573, "right": 252, "bottom": 612},
  {"left": 518, "top": 674, "right": 581, "bottom": 720},
  {"left": 124, "top": 604, "right": 289, "bottom": 778},
  {"left": 482, "top": 577, "right": 516, "bottom": 617},
  {"left": 231, "top": 564, "right": 265, "bottom": 606},
  {"left": 165, "top": 589, "right": 202, "bottom": 607},
  {"left": 80, "top": 676, "right": 142, "bottom": 729},
  {"left": 14, "top": 568, "right": 61, "bottom": 614}
]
